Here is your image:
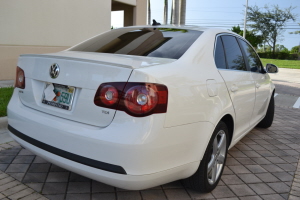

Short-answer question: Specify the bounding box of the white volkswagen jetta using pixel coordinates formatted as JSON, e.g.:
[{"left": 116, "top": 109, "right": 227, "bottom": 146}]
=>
[{"left": 7, "top": 26, "right": 278, "bottom": 192}]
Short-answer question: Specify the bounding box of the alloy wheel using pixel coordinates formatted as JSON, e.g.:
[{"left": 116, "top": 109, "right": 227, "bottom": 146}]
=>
[{"left": 207, "top": 130, "right": 227, "bottom": 185}]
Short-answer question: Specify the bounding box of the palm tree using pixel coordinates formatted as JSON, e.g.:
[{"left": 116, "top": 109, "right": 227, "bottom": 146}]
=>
[
  {"left": 164, "top": 0, "right": 168, "bottom": 24},
  {"left": 179, "top": 0, "right": 186, "bottom": 25},
  {"left": 171, "top": 0, "right": 186, "bottom": 25},
  {"left": 148, "top": 0, "right": 151, "bottom": 25},
  {"left": 171, "top": 0, "right": 179, "bottom": 24}
]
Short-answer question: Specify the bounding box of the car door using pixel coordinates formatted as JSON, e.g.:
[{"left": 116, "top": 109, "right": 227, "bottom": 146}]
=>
[
  {"left": 214, "top": 35, "right": 255, "bottom": 139},
  {"left": 237, "top": 38, "right": 271, "bottom": 126}
]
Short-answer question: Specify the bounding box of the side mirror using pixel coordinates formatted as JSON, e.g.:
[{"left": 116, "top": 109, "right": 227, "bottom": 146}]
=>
[{"left": 265, "top": 63, "right": 278, "bottom": 73}]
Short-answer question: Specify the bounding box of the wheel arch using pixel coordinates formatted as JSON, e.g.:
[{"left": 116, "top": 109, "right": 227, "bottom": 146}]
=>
[{"left": 220, "top": 114, "right": 234, "bottom": 147}]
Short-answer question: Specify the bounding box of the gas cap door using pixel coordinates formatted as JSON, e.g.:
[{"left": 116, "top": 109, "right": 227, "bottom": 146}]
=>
[{"left": 206, "top": 79, "right": 218, "bottom": 97}]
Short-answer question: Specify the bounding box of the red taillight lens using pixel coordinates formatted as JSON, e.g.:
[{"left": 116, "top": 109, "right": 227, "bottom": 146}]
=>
[
  {"left": 94, "top": 82, "right": 168, "bottom": 117},
  {"left": 94, "top": 83, "right": 126, "bottom": 109},
  {"left": 124, "top": 85, "right": 158, "bottom": 115},
  {"left": 100, "top": 85, "right": 119, "bottom": 106},
  {"left": 15, "top": 66, "right": 25, "bottom": 89}
]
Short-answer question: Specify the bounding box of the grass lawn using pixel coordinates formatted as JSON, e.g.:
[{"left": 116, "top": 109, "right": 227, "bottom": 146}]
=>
[
  {"left": 0, "top": 87, "right": 14, "bottom": 117},
  {"left": 260, "top": 58, "right": 300, "bottom": 69}
]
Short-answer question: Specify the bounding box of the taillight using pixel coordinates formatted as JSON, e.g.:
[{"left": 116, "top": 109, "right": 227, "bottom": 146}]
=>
[
  {"left": 100, "top": 85, "right": 119, "bottom": 106},
  {"left": 94, "top": 82, "right": 126, "bottom": 109},
  {"left": 15, "top": 66, "right": 25, "bottom": 89},
  {"left": 94, "top": 82, "right": 168, "bottom": 117},
  {"left": 124, "top": 84, "right": 159, "bottom": 115}
]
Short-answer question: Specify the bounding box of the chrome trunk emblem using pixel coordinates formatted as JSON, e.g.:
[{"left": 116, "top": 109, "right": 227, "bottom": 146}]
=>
[{"left": 50, "top": 63, "right": 60, "bottom": 79}]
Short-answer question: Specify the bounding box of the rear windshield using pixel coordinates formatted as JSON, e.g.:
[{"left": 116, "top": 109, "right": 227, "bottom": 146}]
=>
[{"left": 70, "top": 27, "right": 203, "bottom": 59}]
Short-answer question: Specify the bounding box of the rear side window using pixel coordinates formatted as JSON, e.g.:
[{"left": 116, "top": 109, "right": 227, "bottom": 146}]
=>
[
  {"left": 221, "top": 35, "right": 247, "bottom": 71},
  {"left": 238, "top": 39, "right": 263, "bottom": 73},
  {"left": 70, "top": 28, "right": 203, "bottom": 59},
  {"left": 214, "top": 37, "right": 227, "bottom": 69}
]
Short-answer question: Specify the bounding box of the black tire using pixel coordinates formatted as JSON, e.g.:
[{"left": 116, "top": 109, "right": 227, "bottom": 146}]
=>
[
  {"left": 256, "top": 93, "right": 274, "bottom": 128},
  {"left": 183, "top": 121, "right": 229, "bottom": 192}
]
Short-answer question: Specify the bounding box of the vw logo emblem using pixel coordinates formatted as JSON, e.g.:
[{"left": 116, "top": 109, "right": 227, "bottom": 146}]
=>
[{"left": 50, "top": 63, "right": 60, "bottom": 79}]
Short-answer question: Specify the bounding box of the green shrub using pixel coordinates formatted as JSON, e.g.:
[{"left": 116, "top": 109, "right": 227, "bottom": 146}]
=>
[
  {"left": 0, "top": 87, "right": 14, "bottom": 117},
  {"left": 258, "top": 52, "right": 299, "bottom": 60}
]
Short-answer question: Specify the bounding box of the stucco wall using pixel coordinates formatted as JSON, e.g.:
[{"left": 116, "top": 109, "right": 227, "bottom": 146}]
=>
[
  {"left": 112, "top": 0, "right": 146, "bottom": 27},
  {"left": 0, "top": 0, "right": 146, "bottom": 80},
  {"left": 0, "top": 45, "right": 68, "bottom": 80},
  {"left": 114, "top": 0, "right": 136, "bottom": 6},
  {"left": 0, "top": 0, "right": 112, "bottom": 80},
  {"left": 0, "top": 0, "right": 111, "bottom": 47},
  {"left": 134, "top": 0, "right": 147, "bottom": 25}
]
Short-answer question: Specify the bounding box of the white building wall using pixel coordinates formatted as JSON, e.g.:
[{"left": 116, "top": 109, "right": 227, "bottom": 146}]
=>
[
  {"left": 0, "top": 0, "right": 146, "bottom": 80},
  {"left": 0, "top": 0, "right": 111, "bottom": 47},
  {"left": 114, "top": 0, "right": 136, "bottom": 6},
  {"left": 0, "top": 0, "right": 113, "bottom": 80}
]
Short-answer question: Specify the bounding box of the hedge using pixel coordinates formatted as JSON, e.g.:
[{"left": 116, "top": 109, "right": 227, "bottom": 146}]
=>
[{"left": 257, "top": 52, "right": 299, "bottom": 60}]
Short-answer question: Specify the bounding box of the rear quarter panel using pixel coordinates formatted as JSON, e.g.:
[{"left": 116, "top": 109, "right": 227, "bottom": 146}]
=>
[{"left": 129, "top": 29, "right": 235, "bottom": 129}]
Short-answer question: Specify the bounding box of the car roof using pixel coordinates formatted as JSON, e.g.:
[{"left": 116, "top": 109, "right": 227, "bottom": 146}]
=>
[{"left": 114, "top": 25, "right": 234, "bottom": 35}]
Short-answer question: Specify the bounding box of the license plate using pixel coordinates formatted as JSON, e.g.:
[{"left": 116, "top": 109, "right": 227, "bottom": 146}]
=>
[{"left": 42, "top": 83, "right": 76, "bottom": 110}]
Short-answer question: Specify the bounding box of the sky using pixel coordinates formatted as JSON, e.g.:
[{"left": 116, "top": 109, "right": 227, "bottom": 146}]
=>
[{"left": 112, "top": 0, "right": 300, "bottom": 50}]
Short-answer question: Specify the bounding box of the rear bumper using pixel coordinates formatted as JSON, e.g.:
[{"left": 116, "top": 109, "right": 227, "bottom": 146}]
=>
[
  {"left": 8, "top": 125, "right": 126, "bottom": 174},
  {"left": 9, "top": 125, "right": 200, "bottom": 190},
  {"left": 7, "top": 89, "right": 215, "bottom": 189}
]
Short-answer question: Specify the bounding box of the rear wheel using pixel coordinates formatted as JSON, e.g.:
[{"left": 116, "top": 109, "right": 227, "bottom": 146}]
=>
[
  {"left": 256, "top": 93, "right": 274, "bottom": 128},
  {"left": 183, "top": 121, "right": 228, "bottom": 192}
]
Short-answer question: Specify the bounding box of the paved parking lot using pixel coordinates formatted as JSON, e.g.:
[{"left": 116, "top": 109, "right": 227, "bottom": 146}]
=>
[
  {"left": 270, "top": 68, "right": 300, "bottom": 97},
  {"left": 270, "top": 68, "right": 300, "bottom": 109},
  {"left": 0, "top": 68, "right": 299, "bottom": 200}
]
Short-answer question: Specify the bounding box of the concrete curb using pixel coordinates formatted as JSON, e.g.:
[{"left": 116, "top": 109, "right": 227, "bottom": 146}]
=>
[
  {"left": 0, "top": 80, "right": 14, "bottom": 88},
  {"left": 0, "top": 117, "right": 13, "bottom": 144},
  {"left": 0, "top": 117, "right": 8, "bottom": 132}
]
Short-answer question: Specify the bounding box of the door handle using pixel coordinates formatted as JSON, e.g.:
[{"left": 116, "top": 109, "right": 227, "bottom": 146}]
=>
[
  {"left": 230, "top": 85, "right": 239, "bottom": 92},
  {"left": 255, "top": 83, "right": 261, "bottom": 88}
]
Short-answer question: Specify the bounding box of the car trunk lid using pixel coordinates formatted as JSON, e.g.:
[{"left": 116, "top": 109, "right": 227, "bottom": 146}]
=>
[{"left": 17, "top": 51, "right": 175, "bottom": 127}]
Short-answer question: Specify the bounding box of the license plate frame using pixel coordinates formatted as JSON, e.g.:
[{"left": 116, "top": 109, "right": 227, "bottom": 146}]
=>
[{"left": 42, "top": 83, "right": 76, "bottom": 111}]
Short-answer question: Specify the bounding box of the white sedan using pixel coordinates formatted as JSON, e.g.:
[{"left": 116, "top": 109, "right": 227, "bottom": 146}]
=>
[{"left": 7, "top": 25, "right": 278, "bottom": 192}]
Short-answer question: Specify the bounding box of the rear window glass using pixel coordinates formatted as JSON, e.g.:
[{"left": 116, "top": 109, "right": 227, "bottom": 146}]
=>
[
  {"left": 214, "top": 37, "right": 227, "bottom": 69},
  {"left": 221, "top": 35, "right": 247, "bottom": 71},
  {"left": 70, "top": 27, "right": 203, "bottom": 59}
]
